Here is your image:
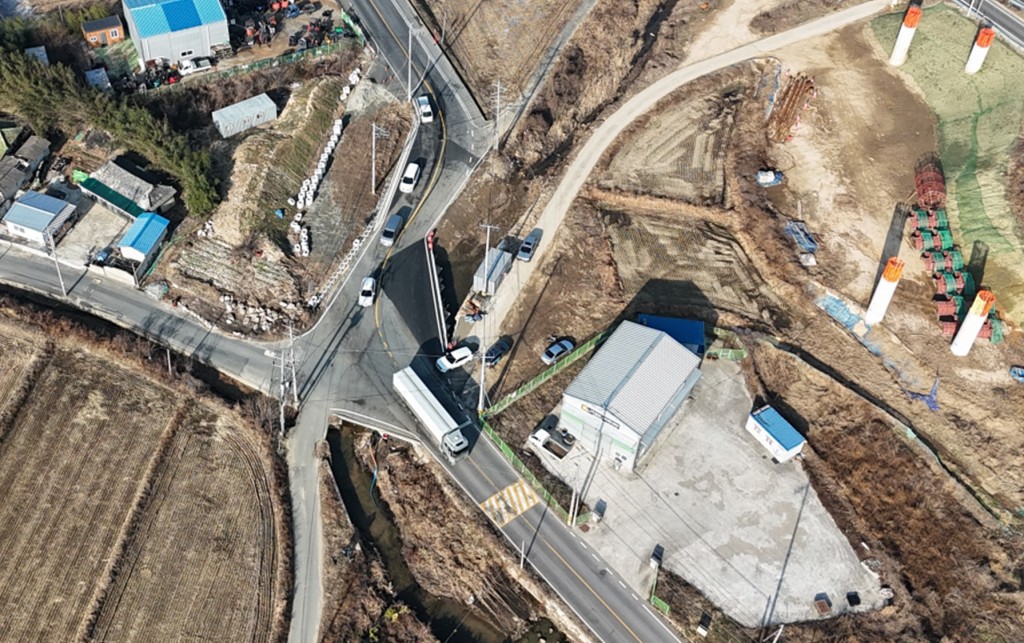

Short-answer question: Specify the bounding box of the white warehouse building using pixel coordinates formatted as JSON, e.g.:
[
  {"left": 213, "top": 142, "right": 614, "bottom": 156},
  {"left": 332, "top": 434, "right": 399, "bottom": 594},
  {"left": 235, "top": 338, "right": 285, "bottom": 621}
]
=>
[
  {"left": 123, "top": 0, "right": 229, "bottom": 69},
  {"left": 559, "top": 321, "right": 702, "bottom": 471}
]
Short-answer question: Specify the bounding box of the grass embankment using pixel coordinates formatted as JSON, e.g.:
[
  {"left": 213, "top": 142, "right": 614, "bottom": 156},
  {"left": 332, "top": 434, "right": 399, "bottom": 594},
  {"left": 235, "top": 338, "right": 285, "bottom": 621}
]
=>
[{"left": 872, "top": 6, "right": 1024, "bottom": 322}]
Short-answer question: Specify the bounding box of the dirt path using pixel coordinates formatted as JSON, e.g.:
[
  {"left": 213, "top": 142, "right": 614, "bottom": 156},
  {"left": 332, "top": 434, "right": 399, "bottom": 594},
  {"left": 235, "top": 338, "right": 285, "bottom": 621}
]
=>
[{"left": 485, "top": 0, "right": 890, "bottom": 334}]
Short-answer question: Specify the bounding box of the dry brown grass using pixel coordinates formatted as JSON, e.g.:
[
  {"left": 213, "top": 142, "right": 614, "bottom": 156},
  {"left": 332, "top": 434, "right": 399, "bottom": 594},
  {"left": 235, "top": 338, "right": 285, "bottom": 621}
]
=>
[
  {"left": 91, "top": 409, "right": 280, "bottom": 642},
  {"left": 0, "top": 344, "right": 178, "bottom": 643},
  {"left": 0, "top": 299, "right": 290, "bottom": 643}
]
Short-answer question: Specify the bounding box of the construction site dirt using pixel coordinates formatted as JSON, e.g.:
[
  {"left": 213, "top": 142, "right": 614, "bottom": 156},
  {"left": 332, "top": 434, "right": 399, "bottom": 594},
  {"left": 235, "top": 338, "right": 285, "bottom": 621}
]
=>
[
  {"left": 433, "top": 6, "right": 1024, "bottom": 639},
  {"left": 156, "top": 60, "right": 412, "bottom": 336},
  {"left": 0, "top": 300, "right": 290, "bottom": 643}
]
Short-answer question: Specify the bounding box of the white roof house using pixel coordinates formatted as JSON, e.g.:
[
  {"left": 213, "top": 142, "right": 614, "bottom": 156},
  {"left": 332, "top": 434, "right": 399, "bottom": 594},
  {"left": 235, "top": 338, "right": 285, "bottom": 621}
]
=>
[{"left": 560, "top": 321, "right": 702, "bottom": 471}]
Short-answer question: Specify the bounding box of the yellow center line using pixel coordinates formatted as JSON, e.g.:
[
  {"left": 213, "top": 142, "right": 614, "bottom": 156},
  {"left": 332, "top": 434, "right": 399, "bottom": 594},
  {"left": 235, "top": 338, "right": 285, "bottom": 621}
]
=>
[{"left": 537, "top": 526, "right": 645, "bottom": 643}]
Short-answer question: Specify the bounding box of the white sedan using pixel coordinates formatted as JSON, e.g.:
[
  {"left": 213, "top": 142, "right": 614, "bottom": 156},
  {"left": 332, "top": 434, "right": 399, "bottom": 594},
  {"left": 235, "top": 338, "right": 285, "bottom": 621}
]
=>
[
  {"left": 358, "top": 277, "right": 376, "bottom": 307},
  {"left": 416, "top": 95, "right": 434, "bottom": 123},
  {"left": 399, "top": 162, "right": 421, "bottom": 194},
  {"left": 436, "top": 346, "right": 475, "bottom": 373}
]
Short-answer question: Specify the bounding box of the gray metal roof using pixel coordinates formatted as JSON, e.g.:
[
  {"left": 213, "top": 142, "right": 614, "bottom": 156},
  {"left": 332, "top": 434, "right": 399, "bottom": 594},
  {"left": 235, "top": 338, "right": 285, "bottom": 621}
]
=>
[
  {"left": 212, "top": 94, "right": 278, "bottom": 134},
  {"left": 0, "top": 157, "right": 28, "bottom": 201},
  {"left": 91, "top": 160, "right": 176, "bottom": 211},
  {"left": 82, "top": 15, "right": 123, "bottom": 32},
  {"left": 565, "top": 321, "right": 701, "bottom": 437},
  {"left": 14, "top": 135, "right": 49, "bottom": 162}
]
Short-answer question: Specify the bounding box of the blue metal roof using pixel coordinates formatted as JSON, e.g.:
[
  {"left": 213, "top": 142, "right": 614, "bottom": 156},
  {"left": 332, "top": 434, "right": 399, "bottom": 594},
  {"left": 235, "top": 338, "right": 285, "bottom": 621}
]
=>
[
  {"left": 119, "top": 211, "right": 169, "bottom": 255},
  {"left": 751, "top": 406, "right": 805, "bottom": 451},
  {"left": 2, "top": 192, "right": 73, "bottom": 232},
  {"left": 636, "top": 315, "right": 705, "bottom": 355},
  {"left": 124, "top": 0, "right": 226, "bottom": 39}
]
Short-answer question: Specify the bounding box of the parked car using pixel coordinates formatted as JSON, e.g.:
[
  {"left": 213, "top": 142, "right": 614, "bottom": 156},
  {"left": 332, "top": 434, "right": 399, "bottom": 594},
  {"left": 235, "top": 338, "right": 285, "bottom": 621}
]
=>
[
  {"left": 484, "top": 337, "right": 513, "bottom": 367},
  {"left": 358, "top": 277, "right": 376, "bottom": 307},
  {"left": 517, "top": 228, "right": 543, "bottom": 262},
  {"left": 178, "top": 57, "right": 212, "bottom": 76},
  {"left": 541, "top": 338, "right": 574, "bottom": 365},
  {"left": 436, "top": 346, "right": 475, "bottom": 373},
  {"left": 380, "top": 213, "right": 404, "bottom": 247},
  {"left": 416, "top": 95, "right": 434, "bottom": 123},
  {"left": 399, "top": 162, "right": 421, "bottom": 194}
]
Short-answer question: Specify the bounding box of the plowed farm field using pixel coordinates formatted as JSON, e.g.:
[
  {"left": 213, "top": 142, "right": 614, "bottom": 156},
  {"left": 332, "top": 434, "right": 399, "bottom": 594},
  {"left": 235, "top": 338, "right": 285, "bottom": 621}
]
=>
[
  {"left": 0, "top": 316, "right": 284, "bottom": 642},
  {"left": 92, "top": 409, "right": 279, "bottom": 642}
]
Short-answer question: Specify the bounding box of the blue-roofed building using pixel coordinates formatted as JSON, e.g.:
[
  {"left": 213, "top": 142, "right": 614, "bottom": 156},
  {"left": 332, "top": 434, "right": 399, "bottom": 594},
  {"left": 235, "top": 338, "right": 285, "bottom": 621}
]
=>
[
  {"left": 2, "top": 191, "right": 77, "bottom": 246},
  {"left": 118, "top": 212, "right": 169, "bottom": 275},
  {"left": 744, "top": 405, "right": 806, "bottom": 463},
  {"left": 636, "top": 314, "right": 706, "bottom": 356},
  {"left": 122, "top": 0, "right": 229, "bottom": 69}
]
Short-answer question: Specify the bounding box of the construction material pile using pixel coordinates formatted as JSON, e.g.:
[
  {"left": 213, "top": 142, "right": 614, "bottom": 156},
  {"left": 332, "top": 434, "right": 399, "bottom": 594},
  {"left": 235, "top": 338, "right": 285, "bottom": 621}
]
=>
[{"left": 906, "top": 155, "right": 1002, "bottom": 342}]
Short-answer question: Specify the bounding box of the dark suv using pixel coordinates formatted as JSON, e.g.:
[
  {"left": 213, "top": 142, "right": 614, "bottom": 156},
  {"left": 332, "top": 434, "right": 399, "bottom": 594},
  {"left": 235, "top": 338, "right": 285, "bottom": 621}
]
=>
[{"left": 484, "top": 337, "right": 513, "bottom": 367}]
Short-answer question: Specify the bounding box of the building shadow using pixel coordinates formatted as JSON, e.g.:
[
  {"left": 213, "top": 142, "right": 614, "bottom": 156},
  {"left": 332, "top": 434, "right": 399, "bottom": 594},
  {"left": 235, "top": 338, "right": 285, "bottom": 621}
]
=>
[
  {"left": 614, "top": 278, "right": 720, "bottom": 332},
  {"left": 966, "top": 239, "right": 988, "bottom": 290},
  {"left": 874, "top": 202, "right": 910, "bottom": 288}
]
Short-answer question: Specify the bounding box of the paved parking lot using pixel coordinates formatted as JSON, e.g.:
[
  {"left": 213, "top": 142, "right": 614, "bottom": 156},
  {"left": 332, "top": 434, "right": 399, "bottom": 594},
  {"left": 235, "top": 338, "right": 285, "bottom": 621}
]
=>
[
  {"left": 530, "top": 358, "right": 882, "bottom": 627},
  {"left": 58, "top": 200, "right": 131, "bottom": 267}
]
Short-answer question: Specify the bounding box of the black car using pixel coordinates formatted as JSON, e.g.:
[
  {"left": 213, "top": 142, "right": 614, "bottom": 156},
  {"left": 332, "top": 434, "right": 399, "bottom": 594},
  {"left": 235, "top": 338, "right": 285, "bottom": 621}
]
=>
[{"left": 484, "top": 337, "right": 513, "bottom": 367}]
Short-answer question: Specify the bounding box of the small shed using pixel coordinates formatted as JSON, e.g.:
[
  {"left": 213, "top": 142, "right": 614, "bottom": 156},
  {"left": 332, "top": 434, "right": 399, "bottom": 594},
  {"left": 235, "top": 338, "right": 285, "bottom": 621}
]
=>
[
  {"left": 0, "top": 157, "right": 30, "bottom": 208},
  {"left": 636, "top": 314, "right": 706, "bottom": 356},
  {"left": 211, "top": 93, "right": 278, "bottom": 138},
  {"left": 2, "top": 191, "right": 76, "bottom": 245},
  {"left": 744, "top": 405, "right": 806, "bottom": 463},
  {"left": 0, "top": 122, "right": 23, "bottom": 157},
  {"left": 82, "top": 15, "right": 125, "bottom": 47},
  {"left": 472, "top": 248, "right": 513, "bottom": 296},
  {"left": 118, "top": 211, "right": 169, "bottom": 271},
  {"left": 24, "top": 46, "right": 49, "bottom": 66},
  {"left": 85, "top": 68, "right": 114, "bottom": 93},
  {"left": 13, "top": 135, "right": 50, "bottom": 175}
]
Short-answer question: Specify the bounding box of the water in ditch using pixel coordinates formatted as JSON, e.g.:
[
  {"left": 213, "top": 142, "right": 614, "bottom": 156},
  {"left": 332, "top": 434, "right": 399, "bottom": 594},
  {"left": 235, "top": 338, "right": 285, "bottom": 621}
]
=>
[{"left": 327, "top": 427, "right": 566, "bottom": 643}]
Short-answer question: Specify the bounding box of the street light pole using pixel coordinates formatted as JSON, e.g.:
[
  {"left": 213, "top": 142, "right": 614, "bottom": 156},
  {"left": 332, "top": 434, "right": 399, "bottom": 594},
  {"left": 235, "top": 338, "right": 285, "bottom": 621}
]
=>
[
  {"left": 46, "top": 232, "right": 67, "bottom": 297},
  {"left": 477, "top": 222, "right": 499, "bottom": 414},
  {"left": 407, "top": 30, "right": 412, "bottom": 101}
]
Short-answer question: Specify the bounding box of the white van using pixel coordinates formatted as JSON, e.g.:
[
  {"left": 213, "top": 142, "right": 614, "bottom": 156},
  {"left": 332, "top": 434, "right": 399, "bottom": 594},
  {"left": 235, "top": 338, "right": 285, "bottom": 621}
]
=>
[{"left": 380, "top": 213, "right": 404, "bottom": 247}]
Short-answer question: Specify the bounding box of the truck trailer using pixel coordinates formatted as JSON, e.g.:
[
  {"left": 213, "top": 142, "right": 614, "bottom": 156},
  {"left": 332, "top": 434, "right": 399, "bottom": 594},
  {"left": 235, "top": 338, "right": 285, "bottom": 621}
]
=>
[{"left": 393, "top": 367, "right": 470, "bottom": 463}]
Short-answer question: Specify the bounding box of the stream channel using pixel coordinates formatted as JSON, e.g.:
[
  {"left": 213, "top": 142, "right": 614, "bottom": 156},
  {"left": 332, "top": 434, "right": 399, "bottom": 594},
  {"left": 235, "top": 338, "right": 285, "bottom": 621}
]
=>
[{"left": 327, "top": 428, "right": 566, "bottom": 643}]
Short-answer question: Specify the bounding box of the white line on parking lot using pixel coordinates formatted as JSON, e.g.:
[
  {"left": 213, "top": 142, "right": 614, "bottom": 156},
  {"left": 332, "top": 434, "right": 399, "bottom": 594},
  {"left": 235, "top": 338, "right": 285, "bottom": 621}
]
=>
[
  {"left": 591, "top": 553, "right": 600, "bottom": 561},
  {"left": 619, "top": 581, "right": 626, "bottom": 589}
]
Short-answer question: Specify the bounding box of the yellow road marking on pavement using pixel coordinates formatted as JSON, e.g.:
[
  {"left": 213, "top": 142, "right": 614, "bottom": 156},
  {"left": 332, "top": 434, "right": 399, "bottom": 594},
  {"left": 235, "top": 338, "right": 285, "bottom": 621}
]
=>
[{"left": 480, "top": 479, "right": 538, "bottom": 526}]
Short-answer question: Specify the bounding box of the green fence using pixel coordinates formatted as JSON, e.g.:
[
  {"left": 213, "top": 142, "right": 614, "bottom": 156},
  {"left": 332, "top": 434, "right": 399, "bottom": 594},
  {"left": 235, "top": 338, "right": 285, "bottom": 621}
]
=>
[
  {"left": 154, "top": 41, "right": 358, "bottom": 92},
  {"left": 480, "top": 417, "right": 592, "bottom": 527},
  {"left": 649, "top": 573, "right": 671, "bottom": 615},
  {"left": 483, "top": 326, "right": 616, "bottom": 418}
]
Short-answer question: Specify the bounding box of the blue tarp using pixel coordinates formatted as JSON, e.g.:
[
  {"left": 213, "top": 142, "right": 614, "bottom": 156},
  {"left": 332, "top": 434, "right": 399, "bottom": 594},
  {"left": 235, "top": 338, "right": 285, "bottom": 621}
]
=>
[{"left": 636, "top": 315, "right": 705, "bottom": 356}]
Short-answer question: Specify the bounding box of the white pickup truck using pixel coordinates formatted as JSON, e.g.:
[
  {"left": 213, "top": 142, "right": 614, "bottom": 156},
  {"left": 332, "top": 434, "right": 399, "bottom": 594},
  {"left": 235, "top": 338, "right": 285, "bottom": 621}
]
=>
[{"left": 178, "top": 58, "right": 213, "bottom": 76}]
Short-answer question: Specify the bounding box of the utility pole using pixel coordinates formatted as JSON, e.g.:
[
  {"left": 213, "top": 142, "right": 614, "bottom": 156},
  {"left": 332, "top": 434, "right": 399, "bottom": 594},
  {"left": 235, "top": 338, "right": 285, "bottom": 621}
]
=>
[
  {"left": 166, "top": 348, "right": 172, "bottom": 377},
  {"left": 477, "top": 222, "right": 499, "bottom": 414},
  {"left": 520, "top": 539, "right": 526, "bottom": 569},
  {"left": 278, "top": 349, "right": 286, "bottom": 439},
  {"left": 492, "top": 79, "right": 503, "bottom": 152},
  {"left": 46, "top": 232, "right": 67, "bottom": 297},
  {"left": 371, "top": 122, "right": 390, "bottom": 195},
  {"left": 407, "top": 30, "right": 412, "bottom": 101},
  {"left": 287, "top": 321, "right": 299, "bottom": 405}
]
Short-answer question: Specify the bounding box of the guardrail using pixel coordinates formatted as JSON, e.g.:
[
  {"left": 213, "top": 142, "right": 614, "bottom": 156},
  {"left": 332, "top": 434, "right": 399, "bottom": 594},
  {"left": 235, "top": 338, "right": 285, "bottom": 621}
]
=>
[
  {"left": 311, "top": 108, "right": 420, "bottom": 306},
  {"left": 482, "top": 326, "right": 616, "bottom": 418}
]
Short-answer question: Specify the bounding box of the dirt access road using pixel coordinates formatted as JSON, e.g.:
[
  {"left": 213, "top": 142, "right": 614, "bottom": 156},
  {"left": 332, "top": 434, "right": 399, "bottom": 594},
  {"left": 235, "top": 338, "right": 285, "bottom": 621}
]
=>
[{"left": 483, "top": 0, "right": 890, "bottom": 335}]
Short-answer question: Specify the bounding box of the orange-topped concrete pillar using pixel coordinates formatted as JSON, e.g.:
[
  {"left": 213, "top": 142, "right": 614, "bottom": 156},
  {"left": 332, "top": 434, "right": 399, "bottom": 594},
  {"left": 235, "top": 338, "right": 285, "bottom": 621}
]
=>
[
  {"left": 951, "top": 290, "right": 996, "bottom": 356},
  {"left": 889, "top": 5, "right": 923, "bottom": 66},
  {"left": 965, "top": 26, "right": 996, "bottom": 74},
  {"left": 865, "top": 257, "right": 906, "bottom": 325}
]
